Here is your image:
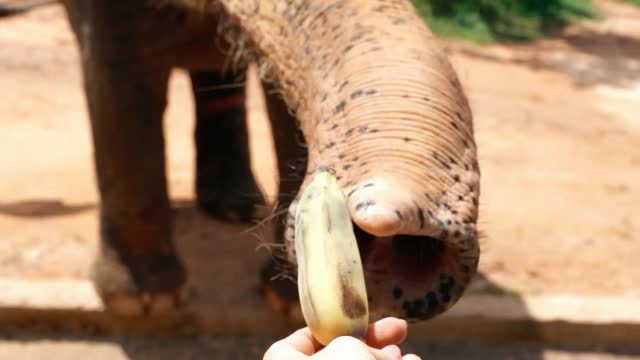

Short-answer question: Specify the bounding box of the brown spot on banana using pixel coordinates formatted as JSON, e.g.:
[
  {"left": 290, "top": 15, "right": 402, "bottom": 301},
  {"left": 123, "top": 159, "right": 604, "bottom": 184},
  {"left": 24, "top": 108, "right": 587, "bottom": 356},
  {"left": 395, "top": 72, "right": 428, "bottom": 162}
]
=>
[{"left": 340, "top": 276, "right": 368, "bottom": 319}]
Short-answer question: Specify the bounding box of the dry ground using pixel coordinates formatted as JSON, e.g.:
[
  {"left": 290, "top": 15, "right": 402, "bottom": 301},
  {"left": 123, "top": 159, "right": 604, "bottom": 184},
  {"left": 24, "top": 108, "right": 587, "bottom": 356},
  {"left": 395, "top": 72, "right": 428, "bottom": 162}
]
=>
[{"left": 0, "top": 0, "right": 639, "bottom": 321}]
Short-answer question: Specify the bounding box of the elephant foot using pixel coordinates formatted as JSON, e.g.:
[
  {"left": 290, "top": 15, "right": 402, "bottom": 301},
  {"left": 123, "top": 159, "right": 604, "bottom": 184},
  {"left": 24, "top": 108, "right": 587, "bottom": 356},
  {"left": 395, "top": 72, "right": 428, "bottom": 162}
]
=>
[
  {"left": 196, "top": 174, "right": 266, "bottom": 224},
  {"left": 90, "top": 243, "right": 189, "bottom": 317},
  {"left": 259, "top": 258, "right": 304, "bottom": 323}
]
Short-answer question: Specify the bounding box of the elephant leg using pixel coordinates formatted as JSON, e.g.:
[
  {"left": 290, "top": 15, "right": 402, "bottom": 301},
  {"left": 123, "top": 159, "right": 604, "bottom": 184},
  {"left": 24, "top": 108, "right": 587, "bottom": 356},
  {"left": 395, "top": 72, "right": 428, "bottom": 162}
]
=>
[
  {"left": 189, "top": 70, "right": 264, "bottom": 223},
  {"left": 87, "top": 64, "right": 187, "bottom": 315},
  {"left": 68, "top": 3, "right": 187, "bottom": 316},
  {"left": 259, "top": 86, "right": 307, "bottom": 319}
]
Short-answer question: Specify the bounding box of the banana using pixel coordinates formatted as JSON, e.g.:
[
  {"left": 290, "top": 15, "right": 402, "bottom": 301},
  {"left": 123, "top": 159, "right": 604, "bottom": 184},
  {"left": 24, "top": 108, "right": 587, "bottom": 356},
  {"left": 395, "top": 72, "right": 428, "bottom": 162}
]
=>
[{"left": 294, "top": 167, "right": 369, "bottom": 346}]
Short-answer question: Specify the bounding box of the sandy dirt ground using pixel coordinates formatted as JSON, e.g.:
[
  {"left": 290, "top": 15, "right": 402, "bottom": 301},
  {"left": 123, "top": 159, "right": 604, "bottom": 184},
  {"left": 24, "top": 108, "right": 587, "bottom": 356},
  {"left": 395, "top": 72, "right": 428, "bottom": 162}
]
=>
[{"left": 1, "top": 0, "right": 640, "bottom": 358}]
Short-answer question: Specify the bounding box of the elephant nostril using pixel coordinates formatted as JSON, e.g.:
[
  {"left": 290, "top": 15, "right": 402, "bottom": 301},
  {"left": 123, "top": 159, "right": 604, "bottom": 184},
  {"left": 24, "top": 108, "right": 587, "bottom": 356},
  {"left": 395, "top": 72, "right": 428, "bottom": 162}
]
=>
[
  {"left": 391, "top": 234, "right": 446, "bottom": 281},
  {"left": 353, "top": 222, "right": 376, "bottom": 261}
]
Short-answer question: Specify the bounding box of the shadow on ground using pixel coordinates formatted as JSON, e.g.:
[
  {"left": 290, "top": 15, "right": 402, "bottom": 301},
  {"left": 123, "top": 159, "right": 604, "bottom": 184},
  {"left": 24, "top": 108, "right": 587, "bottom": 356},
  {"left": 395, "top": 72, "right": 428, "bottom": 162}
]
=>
[{"left": 0, "top": 200, "right": 95, "bottom": 218}]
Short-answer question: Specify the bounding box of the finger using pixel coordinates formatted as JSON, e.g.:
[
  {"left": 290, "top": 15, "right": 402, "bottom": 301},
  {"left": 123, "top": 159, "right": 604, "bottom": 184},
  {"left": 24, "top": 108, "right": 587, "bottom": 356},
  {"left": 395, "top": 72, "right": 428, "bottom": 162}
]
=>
[
  {"left": 365, "top": 317, "right": 408, "bottom": 349},
  {"left": 275, "top": 327, "right": 323, "bottom": 356},
  {"left": 381, "top": 344, "right": 403, "bottom": 359},
  {"left": 402, "top": 354, "right": 422, "bottom": 360},
  {"left": 263, "top": 340, "right": 307, "bottom": 360}
]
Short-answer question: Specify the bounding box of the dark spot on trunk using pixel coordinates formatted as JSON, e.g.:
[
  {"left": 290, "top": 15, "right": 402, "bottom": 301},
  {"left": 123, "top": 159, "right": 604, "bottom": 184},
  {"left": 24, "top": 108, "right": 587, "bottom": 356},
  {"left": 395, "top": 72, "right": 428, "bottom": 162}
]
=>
[
  {"left": 426, "top": 291, "right": 440, "bottom": 314},
  {"left": 392, "top": 287, "right": 404, "bottom": 300},
  {"left": 412, "top": 299, "right": 425, "bottom": 313},
  {"left": 425, "top": 193, "right": 436, "bottom": 203},
  {"left": 416, "top": 206, "right": 425, "bottom": 229},
  {"left": 343, "top": 164, "right": 352, "bottom": 171},
  {"left": 364, "top": 89, "right": 378, "bottom": 96},
  {"left": 395, "top": 210, "right": 403, "bottom": 220},
  {"left": 356, "top": 200, "right": 375, "bottom": 211},
  {"left": 351, "top": 89, "right": 364, "bottom": 99},
  {"left": 439, "top": 276, "right": 455, "bottom": 304},
  {"left": 402, "top": 300, "right": 413, "bottom": 316},
  {"left": 334, "top": 101, "right": 346, "bottom": 114}
]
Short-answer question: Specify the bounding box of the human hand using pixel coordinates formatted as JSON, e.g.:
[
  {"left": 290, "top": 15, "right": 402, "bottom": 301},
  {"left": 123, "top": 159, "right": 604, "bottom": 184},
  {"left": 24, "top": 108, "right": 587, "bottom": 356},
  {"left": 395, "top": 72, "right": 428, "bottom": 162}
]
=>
[{"left": 263, "top": 317, "right": 421, "bottom": 359}]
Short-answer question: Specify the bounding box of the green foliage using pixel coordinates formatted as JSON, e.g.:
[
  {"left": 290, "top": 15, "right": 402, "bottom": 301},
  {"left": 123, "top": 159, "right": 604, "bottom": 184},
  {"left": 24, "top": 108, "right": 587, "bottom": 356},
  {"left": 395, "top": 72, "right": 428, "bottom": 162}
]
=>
[
  {"left": 411, "top": 0, "right": 601, "bottom": 43},
  {"left": 623, "top": 0, "right": 640, "bottom": 6}
]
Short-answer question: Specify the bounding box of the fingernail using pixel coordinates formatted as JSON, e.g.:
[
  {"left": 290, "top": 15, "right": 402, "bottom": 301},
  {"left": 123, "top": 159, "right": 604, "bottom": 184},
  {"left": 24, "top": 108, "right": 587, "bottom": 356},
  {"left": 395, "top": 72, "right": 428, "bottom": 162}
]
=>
[{"left": 381, "top": 344, "right": 402, "bottom": 360}]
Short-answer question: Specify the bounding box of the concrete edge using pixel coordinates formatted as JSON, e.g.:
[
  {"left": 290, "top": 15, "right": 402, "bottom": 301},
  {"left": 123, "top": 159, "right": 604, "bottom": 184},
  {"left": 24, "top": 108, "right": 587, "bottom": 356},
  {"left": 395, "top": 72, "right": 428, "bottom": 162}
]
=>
[{"left": 1, "top": 278, "right": 639, "bottom": 349}]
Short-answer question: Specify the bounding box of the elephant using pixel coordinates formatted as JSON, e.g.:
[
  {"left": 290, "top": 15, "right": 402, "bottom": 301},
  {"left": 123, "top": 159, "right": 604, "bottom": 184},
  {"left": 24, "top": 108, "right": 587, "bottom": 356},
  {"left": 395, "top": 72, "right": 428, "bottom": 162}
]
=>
[{"left": 3, "top": 0, "right": 481, "bottom": 324}]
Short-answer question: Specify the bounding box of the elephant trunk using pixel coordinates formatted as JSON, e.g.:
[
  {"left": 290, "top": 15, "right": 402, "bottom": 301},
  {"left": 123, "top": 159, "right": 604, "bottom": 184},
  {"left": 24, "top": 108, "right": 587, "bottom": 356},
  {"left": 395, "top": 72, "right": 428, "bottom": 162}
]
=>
[{"left": 215, "top": 0, "right": 481, "bottom": 322}]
